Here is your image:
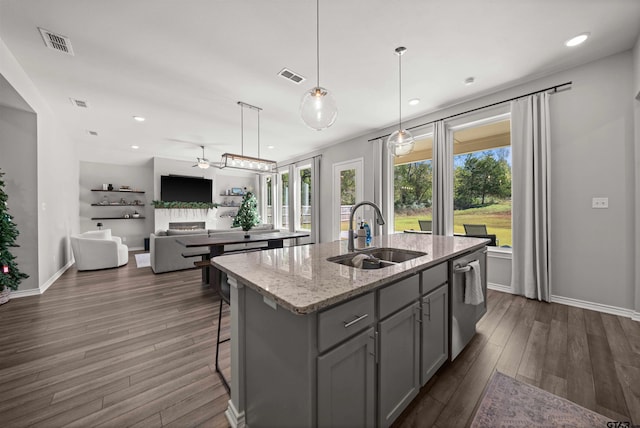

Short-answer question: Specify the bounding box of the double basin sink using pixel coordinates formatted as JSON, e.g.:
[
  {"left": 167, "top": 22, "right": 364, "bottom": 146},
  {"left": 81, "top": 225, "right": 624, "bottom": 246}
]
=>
[{"left": 327, "top": 247, "right": 427, "bottom": 270}]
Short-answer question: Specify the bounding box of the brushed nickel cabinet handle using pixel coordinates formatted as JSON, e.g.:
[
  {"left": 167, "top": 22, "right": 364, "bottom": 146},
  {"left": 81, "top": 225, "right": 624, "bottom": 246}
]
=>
[{"left": 343, "top": 313, "right": 368, "bottom": 328}]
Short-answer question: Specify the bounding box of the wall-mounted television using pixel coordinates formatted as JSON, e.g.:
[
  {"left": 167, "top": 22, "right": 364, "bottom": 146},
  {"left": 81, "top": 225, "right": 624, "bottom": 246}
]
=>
[{"left": 161, "top": 175, "right": 213, "bottom": 203}]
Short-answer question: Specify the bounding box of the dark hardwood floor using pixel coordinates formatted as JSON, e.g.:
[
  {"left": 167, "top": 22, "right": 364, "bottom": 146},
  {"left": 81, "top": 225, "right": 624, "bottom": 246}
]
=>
[{"left": 1, "top": 252, "right": 638, "bottom": 427}]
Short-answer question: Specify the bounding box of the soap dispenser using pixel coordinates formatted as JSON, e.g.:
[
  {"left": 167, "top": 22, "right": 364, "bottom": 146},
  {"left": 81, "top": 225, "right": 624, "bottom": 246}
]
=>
[
  {"left": 357, "top": 221, "right": 367, "bottom": 249},
  {"left": 363, "top": 221, "right": 371, "bottom": 246}
]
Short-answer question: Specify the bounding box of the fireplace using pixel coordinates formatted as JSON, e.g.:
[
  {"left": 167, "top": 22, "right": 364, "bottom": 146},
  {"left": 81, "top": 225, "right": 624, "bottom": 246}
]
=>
[{"left": 169, "top": 221, "right": 206, "bottom": 230}]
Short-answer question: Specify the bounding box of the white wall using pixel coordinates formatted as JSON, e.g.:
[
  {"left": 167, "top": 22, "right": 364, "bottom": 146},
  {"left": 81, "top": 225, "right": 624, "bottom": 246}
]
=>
[
  {"left": 1, "top": 36, "right": 78, "bottom": 293},
  {"left": 0, "top": 103, "right": 38, "bottom": 291},
  {"left": 308, "top": 49, "right": 637, "bottom": 314},
  {"left": 79, "top": 161, "right": 154, "bottom": 249}
]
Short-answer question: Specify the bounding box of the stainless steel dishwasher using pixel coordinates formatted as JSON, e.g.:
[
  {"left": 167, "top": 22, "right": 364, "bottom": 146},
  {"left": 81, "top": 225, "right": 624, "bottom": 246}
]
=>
[{"left": 449, "top": 247, "right": 488, "bottom": 360}]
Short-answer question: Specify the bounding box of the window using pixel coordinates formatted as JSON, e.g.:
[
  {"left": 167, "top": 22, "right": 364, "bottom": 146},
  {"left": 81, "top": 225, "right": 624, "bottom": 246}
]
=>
[
  {"left": 393, "top": 134, "right": 433, "bottom": 232},
  {"left": 333, "top": 158, "right": 363, "bottom": 240},
  {"left": 452, "top": 117, "right": 511, "bottom": 247},
  {"left": 270, "top": 157, "right": 318, "bottom": 243},
  {"left": 296, "top": 165, "right": 312, "bottom": 231},
  {"left": 279, "top": 169, "right": 289, "bottom": 229},
  {"left": 390, "top": 111, "right": 512, "bottom": 248}
]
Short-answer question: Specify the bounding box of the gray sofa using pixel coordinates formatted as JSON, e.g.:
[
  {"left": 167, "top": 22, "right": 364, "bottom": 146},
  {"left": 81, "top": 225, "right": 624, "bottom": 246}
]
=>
[{"left": 149, "top": 225, "right": 278, "bottom": 274}]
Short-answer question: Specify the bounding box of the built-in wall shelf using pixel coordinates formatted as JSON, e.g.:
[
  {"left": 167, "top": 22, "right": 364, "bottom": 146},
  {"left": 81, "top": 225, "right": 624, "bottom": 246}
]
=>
[
  {"left": 91, "top": 217, "right": 146, "bottom": 220},
  {"left": 91, "top": 189, "right": 145, "bottom": 194},
  {"left": 91, "top": 204, "right": 145, "bottom": 207}
]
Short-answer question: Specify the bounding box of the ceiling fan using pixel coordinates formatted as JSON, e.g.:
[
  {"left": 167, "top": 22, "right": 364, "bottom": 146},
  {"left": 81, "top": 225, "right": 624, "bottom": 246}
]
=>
[{"left": 192, "top": 145, "right": 219, "bottom": 169}]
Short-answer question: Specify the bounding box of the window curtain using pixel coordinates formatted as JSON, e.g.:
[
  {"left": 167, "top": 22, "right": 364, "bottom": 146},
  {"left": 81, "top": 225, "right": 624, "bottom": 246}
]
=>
[
  {"left": 510, "top": 93, "right": 551, "bottom": 302},
  {"left": 432, "top": 120, "right": 453, "bottom": 235}
]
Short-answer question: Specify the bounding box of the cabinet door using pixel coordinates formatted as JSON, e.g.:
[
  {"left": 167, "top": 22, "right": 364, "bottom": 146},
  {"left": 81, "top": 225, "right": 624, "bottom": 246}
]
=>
[
  {"left": 378, "top": 302, "right": 420, "bottom": 428},
  {"left": 421, "top": 284, "right": 449, "bottom": 385},
  {"left": 318, "top": 327, "right": 375, "bottom": 428}
]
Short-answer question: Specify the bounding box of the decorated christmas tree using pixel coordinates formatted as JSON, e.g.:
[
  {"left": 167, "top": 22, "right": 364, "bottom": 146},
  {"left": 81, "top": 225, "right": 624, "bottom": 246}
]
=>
[
  {"left": 0, "top": 169, "right": 29, "bottom": 295},
  {"left": 232, "top": 191, "right": 260, "bottom": 237}
]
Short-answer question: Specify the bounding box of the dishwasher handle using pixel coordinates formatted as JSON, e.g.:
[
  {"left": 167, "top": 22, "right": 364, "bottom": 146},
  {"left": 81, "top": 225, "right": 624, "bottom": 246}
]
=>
[{"left": 453, "top": 259, "right": 479, "bottom": 274}]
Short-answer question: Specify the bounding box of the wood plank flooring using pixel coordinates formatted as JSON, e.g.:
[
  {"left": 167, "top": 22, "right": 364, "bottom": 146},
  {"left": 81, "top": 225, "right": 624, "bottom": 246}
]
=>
[
  {"left": 1, "top": 252, "right": 638, "bottom": 427},
  {"left": 394, "top": 289, "right": 640, "bottom": 427}
]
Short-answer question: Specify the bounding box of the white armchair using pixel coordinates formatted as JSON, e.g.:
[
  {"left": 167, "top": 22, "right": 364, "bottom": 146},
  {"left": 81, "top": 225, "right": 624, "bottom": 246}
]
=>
[{"left": 70, "top": 229, "right": 129, "bottom": 271}]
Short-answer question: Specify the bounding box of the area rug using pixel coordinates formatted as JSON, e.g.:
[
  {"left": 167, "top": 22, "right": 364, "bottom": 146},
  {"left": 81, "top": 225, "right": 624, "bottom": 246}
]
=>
[
  {"left": 134, "top": 253, "right": 150, "bottom": 268},
  {"left": 470, "top": 371, "right": 613, "bottom": 427}
]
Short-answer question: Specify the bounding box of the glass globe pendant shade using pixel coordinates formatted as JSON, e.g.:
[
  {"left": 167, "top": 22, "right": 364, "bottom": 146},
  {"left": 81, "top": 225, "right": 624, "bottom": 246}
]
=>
[
  {"left": 300, "top": 86, "right": 338, "bottom": 130},
  {"left": 387, "top": 128, "right": 415, "bottom": 157}
]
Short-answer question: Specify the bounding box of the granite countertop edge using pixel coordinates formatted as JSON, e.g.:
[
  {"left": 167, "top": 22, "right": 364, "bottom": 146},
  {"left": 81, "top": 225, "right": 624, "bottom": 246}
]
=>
[{"left": 212, "top": 234, "right": 488, "bottom": 315}]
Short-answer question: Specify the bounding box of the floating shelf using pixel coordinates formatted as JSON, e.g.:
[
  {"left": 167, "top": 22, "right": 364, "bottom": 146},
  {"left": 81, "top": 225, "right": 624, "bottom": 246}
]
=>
[
  {"left": 91, "top": 217, "right": 146, "bottom": 220},
  {"left": 91, "top": 189, "right": 145, "bottom": 194},
  {"left": 91, "top": 204, "right": 145, "bottom": 207}
]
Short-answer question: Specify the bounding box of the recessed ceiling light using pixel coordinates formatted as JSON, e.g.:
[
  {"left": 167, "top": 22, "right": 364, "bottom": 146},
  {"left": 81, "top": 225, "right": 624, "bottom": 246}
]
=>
[
  {"left": 267, "top": 145, "right": 275, "bottom": 149},
  {"left": 464, "top": 77, "right": 475, "bottom": 86},
  {"left": 133, "top": 116, "right": 145, "bottom": 122},
  {"left": 565, "top": 32, "right": 589, "bottom": 47},
  {"left": 131, "top": 145, "right": 139, "bottom": 149},
  {"left": 408, "top": 98, "right": 420, "bottom": 106}
]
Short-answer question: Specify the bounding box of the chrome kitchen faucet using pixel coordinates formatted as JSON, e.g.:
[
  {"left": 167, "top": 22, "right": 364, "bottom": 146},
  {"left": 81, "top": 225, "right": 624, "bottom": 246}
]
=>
[{"left": 347, "top": 201, "right": 386, "bottom": 253}]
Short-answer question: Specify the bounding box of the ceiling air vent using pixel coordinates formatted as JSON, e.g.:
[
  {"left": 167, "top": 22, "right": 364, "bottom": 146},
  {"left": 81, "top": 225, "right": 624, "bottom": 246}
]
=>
[
  {"left": 39, "top": 28, "right": 74, "bottom": 56},
  {"left": 278, "top": 68, "right": 306, "bottom": 84},
  {"left": 69, "top": 98, "right": 89, "bottom": 108}
]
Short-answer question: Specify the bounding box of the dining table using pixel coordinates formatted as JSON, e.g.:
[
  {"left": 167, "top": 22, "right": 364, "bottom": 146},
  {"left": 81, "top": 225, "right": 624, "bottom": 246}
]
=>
[{"left": 177, "top": 230, "right": 310, "bottom": 286}]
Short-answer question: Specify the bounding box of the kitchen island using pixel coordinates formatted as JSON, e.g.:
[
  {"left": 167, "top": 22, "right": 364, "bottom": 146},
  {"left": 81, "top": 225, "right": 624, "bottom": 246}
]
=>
[{"left": 212, "top": 232, "right": 488, "bottom": 428}]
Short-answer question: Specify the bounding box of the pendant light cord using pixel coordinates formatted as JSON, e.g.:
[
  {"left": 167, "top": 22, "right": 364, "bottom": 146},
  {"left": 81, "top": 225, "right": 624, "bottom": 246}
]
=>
[
  {"left": 240, "top": 103, "right": 244, "bottom": 156},
  {"left": 316, "top": 0, "right": 320, "bottom": 88},
  {"left": 257, "top": 108, "right": 261, "bottom": 159},
  {"left": 398, "top": 49, "right": 402, "bottom": 131}
]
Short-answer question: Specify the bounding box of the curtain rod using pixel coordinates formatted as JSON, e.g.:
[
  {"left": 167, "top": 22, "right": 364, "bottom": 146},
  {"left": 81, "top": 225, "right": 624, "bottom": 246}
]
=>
[
  {"left": 368, "top": 81, "right": 572, "bottom": 142},
  {"left": 276, "top": 154, "right": 322, "bottom": 169}
]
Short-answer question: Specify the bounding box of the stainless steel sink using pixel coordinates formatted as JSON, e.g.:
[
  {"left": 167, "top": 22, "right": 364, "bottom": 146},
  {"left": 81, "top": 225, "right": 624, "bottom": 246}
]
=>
[{"left": 327, "top": 247, "right": 427, "bottom": 269}]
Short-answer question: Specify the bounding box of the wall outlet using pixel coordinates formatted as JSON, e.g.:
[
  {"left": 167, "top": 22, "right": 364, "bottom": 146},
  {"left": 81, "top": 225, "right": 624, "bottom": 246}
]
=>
[{"left": 592, "top": 197, "right": 608, "bottom": 209}]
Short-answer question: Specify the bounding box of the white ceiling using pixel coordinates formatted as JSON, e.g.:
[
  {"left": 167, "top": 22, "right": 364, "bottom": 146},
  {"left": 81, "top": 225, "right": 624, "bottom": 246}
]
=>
[{"left": 1, "top": 0, "right": 639, "bottom": 167}]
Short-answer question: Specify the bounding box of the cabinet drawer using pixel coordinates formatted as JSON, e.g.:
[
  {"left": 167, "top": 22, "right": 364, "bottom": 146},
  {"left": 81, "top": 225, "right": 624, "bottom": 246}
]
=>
[
  {"left": 318, "top": 292, "right": 375, "bottom": 353},
  {"left": 378, "top": 274, "right": 420, "bottom": 320},
  {"left": 421, "top": 263, "right": 447, "bottom": 295}
]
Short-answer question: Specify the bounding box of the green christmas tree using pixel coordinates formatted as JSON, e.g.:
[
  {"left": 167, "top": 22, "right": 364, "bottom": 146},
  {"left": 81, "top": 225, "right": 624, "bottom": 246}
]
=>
[
  {"left": 0, "top": 169, "right": 29, "bottom": 292},
  {"left": 232, "top": 191, "right": 260, "bottom": 235}
]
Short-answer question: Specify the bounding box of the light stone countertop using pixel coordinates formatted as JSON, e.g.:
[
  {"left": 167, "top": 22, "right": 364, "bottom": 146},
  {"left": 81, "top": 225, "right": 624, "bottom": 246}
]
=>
[{"left": 211, "top": 233, "right": 488, "bottom": 315}]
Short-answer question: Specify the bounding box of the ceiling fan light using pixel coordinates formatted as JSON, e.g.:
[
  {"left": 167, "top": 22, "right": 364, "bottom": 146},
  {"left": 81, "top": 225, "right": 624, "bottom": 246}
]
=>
[
  {"left": 197, "top": 159, "right": 210, "bottom": 169},
  {"left": 388, "top": 129, "right": 415, "bottom": 157},
  {"left": 300, "top": 86, "right": 338, "bottom": 130}
]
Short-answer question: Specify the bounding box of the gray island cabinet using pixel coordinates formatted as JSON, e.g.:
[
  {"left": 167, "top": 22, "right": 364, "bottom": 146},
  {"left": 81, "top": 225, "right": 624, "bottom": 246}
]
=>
[{"left": 211, "top": 233, "right": 487, "bottom": 428}]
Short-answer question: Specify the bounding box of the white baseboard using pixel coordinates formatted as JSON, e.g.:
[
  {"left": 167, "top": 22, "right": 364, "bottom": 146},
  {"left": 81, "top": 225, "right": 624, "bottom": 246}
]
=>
[
  {"left": 128, "top": 246, "right": 144, "bottom": 252},
  {"left": 9, "top": 259, "right": 74, "bottom": 299},
  {"left": 488, "top": 283, "right": 638, "bottom": 322},
  {"left": 488, "top": 282, "right": 515, "bottom": 294},
  {"left": 549, "top": 295, "right": 636, "bottom": 320},
  {"left": 225, "top": 399, "right": 246, "bottom": 428}
]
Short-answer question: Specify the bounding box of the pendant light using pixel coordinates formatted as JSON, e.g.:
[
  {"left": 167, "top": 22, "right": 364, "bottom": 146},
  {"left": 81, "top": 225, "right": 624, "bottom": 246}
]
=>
[
  {"left": 300, "top": 0, "right": 337, "bottom": 130},
  {"left": 220, "top": 102, "right": 277, "bottom": 172},
  {"left": 387, "top": 47, "right": 415, "bottom": 157}
]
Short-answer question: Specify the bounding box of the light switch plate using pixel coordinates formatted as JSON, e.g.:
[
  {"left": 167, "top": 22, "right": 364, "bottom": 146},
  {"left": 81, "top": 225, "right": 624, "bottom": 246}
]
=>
[{"left": 592, "top": 197, "right": 608, "bottom": 209}]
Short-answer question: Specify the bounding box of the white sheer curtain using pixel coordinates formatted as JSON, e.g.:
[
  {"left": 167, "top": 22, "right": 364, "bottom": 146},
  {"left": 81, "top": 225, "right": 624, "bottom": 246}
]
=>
[
  {"left": 432, "top": 120, "right": 453, "bottom": 235},
  {"left": 510, "top": 93, "right": 551, "bottom": 301}
]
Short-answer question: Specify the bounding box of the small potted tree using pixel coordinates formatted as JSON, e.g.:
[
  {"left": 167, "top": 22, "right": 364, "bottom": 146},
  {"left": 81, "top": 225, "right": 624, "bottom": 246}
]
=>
[
  {"left": 233, "top": 192, "right": 260, "bottom": 238},
  {"left": 0, "top": 169, "right": 29, "bottom": 305}
]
